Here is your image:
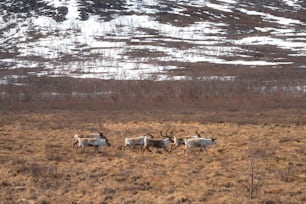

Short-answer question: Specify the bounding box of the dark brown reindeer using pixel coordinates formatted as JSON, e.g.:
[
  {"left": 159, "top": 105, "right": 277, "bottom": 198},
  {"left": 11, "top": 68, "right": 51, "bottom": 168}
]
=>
[{"left": 142, "top": 127, "right": 175, "bottom": 153}]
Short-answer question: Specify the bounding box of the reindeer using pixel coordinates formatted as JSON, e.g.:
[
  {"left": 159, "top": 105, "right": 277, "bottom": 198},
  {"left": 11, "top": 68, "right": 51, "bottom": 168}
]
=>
[
  {"left": 171, "top": 130, "right": 202, "bottom": 151},
  {"left": 73, "top": 132, "right": 106, "bottom": 148},
  {"left": 74, "top": 134, "right": 111, "bottom": 153},
  {"left": 142, "top": 127, "right": 175, "bottom": 153},
  {"left": 183, "top": 137, "right": 217, "bottom": 154},
  {"left": 124, "top": 133, "right": 154, "bottom": 151}
]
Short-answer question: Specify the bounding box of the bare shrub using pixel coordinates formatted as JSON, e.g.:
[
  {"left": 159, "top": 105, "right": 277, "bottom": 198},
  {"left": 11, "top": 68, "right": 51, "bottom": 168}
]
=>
[
  {"left": 280, "top": 162, "right": 295, "bottom": 182},
  {"left": 247, "top": 135, "right": 261, "bottom": 200},
  {"left": 1, "top": 75, "right": 306, "bottom": 124}
]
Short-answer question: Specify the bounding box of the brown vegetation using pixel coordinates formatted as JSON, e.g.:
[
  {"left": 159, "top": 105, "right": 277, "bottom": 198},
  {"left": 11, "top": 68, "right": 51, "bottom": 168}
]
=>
[
  {"left": 0, "top": 109, "right": 305, "bottom": 203},
  {"left": 1, "top": 73, "right": 306, "bottom": 124},
  {"left": 0, "top": 68, "right": 306, "bottom": 203}
]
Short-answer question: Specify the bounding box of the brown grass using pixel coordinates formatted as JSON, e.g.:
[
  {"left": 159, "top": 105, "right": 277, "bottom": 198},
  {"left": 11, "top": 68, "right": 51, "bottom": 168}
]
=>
[{"left": 0, "top": 111, "right": 305, "bottom": 203}]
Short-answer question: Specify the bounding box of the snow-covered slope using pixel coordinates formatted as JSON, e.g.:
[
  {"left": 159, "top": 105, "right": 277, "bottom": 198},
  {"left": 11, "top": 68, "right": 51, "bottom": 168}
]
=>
[{"left": 0, "top": 0, "right": 305, "bottom": 81}]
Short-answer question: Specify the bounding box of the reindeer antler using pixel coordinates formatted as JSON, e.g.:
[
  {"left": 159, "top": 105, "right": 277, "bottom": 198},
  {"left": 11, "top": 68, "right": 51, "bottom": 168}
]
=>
[
  {"left": 146, "top": 133, "right": 154, "bottom": 138},
  {"left": 160, "top": 126, "right": 176, "bottom": 138}
]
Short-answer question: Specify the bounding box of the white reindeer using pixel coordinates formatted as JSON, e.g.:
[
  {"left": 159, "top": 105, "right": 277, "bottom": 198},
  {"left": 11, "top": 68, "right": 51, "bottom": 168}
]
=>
[
  {"left": 74, "top": 134, "right": 111, "bottom": 153},
  {"left": 142, "top": 128, "right": 174, "bottom": 153},
  {"left": 124, "top": 133, "right": 153, "bottom": 151},
  {"left": 171, "top": 131, "right": 202, "bottom": 151},
  {"left": 183, "top": 137, "right": 216, "bottom": 153},
  {"left": 73, "top": 132, "right": 106, "bottom": 148}
]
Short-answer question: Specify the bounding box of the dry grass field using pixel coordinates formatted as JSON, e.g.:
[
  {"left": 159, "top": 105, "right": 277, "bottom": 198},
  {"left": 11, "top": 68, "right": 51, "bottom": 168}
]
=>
[{"left": 0, "top": 110, "right": 305, "bottom": 204}]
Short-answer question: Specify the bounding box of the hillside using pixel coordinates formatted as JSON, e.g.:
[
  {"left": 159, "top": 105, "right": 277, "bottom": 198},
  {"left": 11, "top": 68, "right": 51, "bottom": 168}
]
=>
[{"left": 1, "top": 0, "right": 305, "bottom": 81}]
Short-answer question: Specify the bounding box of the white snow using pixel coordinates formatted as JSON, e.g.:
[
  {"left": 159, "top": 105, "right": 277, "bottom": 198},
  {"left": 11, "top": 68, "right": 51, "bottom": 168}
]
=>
[
  {"left": 238, "top": 8, "right": 304, "bottom": 25},
  {"left": 0, "top": 0, "right": 305, "bottom": 81},
  {"left": 282, "top": 0, "right": 302, "bottom": 8},
  {"left": 235, "top": 36, "right": 306, "bottom": 55},
  {"left": 217, "top": 0, "right": 237, "bottom": 4},
  {"left": 206, "top": 2, "right": 233, "bottom": 13}
]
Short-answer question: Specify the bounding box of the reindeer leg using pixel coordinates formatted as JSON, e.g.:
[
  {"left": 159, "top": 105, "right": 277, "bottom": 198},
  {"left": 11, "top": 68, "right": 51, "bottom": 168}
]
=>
[
  {"left": 170, "top": 144, "right": 176, "bottom": 152},
  {"left": 203, "top": 147, "right": 209, "bottom": 154},
  {"left": 148, "top": 147, "right": 153, "bottom": 153},
  {"left": 78, "top": 145, "right": 84, "bottom": 153},
  {"left": 143, "top": 146, "right": 153, "bottom": 153},
  {"left": 142, "top": 146, "right": 147, "bottom": 153},
  {"left": 199, "top": 146, "right": 206, "bottom": 154},
  {"left": 73, "top": 141, "right": 78, "bottom": 148},
  {"left": 76, "top": 144, "right": 84, "bottom": 152}
]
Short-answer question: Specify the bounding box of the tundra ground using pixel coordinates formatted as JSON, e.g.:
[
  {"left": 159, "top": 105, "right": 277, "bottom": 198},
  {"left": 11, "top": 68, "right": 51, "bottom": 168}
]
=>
[{"left": 0, "top": 111, "right": 305, "bottom": 204}]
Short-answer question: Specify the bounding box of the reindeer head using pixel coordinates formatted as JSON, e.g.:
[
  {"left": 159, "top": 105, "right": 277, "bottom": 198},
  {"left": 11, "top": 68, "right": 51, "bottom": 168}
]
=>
[
  {"left": 160, "top": 127, "right": 176, "bottom": 142},
  {"left": 195, "top": 129, "right": 208, "bottom": 138},
  {"left": 104, "top": 136, "right": 111, "bottom": 147},
  {"left": 99, "top": 132, "right": 106, "bottom": 139},
  {"left": 73, "top": 134, "right": 79, "bottom": 141}
]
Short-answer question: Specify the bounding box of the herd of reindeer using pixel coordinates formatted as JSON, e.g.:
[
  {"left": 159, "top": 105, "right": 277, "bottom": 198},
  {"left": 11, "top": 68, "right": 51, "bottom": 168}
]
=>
[{"left": 73, "top": 127, "right": 217, "bottom": 154}]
